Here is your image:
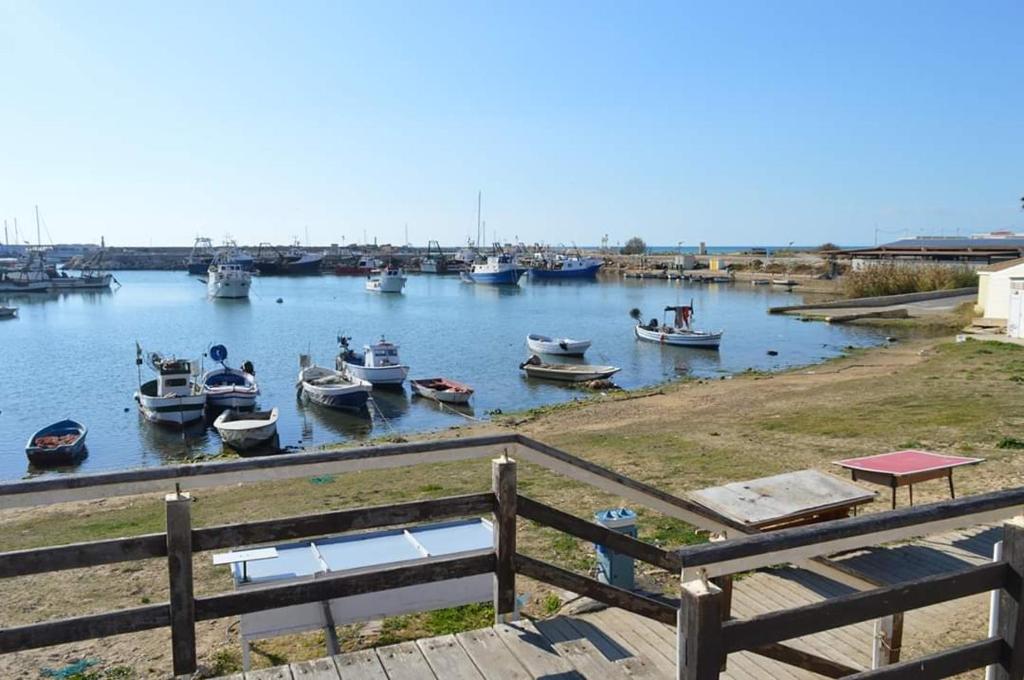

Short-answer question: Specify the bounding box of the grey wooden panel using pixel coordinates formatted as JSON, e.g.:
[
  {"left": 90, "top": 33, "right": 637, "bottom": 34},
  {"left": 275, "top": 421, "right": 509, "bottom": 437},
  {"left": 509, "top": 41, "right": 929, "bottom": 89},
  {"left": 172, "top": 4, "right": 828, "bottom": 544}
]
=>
[
  {"left": 290, "top": 657, "right": 341, "bottom": 679},
  {"left": 416, "top": 634, "right": 484, "bottom": 680},
  {"left": 375, "top": 641, "right": 436, "bottom": 680},
  {"left": 535, "top": 616, "right": 631, "bottom": 679},
  {"left": 585, "top": 609, "right": 676, "bottom": 677},
  {"left": 456, "top": 627, "right": 532, "bottom": 680},
  {"left": 334, "top": 649, "right": 388, "bottom": 680},
  {"left": 245, "top": 666, "right": 293, "bottom": 680},
  {"left": 494, "top": 619, "right": 583, "bottom": 678}
]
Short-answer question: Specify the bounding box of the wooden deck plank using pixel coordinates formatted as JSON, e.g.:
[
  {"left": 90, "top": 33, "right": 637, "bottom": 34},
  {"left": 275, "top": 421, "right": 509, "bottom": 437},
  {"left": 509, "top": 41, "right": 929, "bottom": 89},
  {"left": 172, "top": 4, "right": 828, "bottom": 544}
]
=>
[
  {"left": 246, "top": 667, "right": 293, "bottom": 680},
  {"left": 333, "top": 649, "right": 389, "bottom": 680},
  {"left": 375, "top": 641, "right": 436, "bottom": 680},
  {"left": 534, "top": 616, "right": 633, "bottom": 679},
  {"left": 560, "top": 612, "right": 669, "bottom": 678},
  {"left": 456, "top": 626, "right": 533, "bottom": 680},
  {"left": 290, "top": 657, "right": 341, "bottom": 680},
  {"left": 416, "top": 634, "right": 484, "bottom": 680},
  {"left": 494, "top": 619, "right": 583, "bottom": 678},
  {"left": 585, "top": 609, "right": 677, "bottom": 677}
]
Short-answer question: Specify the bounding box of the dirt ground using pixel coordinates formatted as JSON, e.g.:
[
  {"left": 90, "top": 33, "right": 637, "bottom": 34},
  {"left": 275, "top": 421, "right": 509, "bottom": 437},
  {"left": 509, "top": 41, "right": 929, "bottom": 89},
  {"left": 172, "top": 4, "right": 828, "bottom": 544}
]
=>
[{"left": 3, "top": 336, "right": 1023, "bottom": 678}]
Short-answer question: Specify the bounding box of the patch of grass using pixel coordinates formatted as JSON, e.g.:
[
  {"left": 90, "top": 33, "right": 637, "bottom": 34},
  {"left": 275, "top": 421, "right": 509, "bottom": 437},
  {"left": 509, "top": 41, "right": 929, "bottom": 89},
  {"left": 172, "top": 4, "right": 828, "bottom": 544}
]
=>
[
  {"left": 209, "top": 648, "right": 243, "bottom": 676},
  {"left": 418, "top": 484, "right": 444, "bottom": 493},
  {"left": 425, "top": 603, "right": 494, "bottom": 635},
  {"left": 997, "top": 437, "right": 1024, "bottom": 450},
  {"left": 843, "top": 263, "right": 976, "bottom": 298},
  {"left": 643, "top": 517, "right": 706, "bottom": 548},
  {"left": 377, "top": 614, "right": 414, "bottom": 646},
  {"left": 541, "top": 593, "right": 562, "bottom": 615}
]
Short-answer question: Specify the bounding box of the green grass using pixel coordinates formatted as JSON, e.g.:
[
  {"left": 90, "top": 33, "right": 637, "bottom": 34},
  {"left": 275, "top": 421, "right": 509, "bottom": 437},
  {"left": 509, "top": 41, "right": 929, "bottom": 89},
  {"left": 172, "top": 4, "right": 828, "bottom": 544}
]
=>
[
  {"left": 997, "top": 437, "right": 1024, "bottom": 450},
  {"left": 541, "top": 593, "right": 562, "bottom": 615}
]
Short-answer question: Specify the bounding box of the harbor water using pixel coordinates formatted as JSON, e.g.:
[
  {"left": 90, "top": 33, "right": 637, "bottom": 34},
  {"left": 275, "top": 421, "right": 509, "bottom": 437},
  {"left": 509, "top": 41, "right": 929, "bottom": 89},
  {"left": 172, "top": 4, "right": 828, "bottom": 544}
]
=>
[{"left": 0, "top": 271, "right": 887, "bottom": 481}]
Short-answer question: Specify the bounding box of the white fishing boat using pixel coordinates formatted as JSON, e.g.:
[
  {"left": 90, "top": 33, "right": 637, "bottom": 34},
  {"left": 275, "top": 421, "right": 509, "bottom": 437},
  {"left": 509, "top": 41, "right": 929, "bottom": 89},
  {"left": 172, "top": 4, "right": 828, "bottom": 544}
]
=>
[
  {"left": 133, "top": 347, "right": 207, "bottom": 426},
  {"left": 200, "top": 344, "right": 260, "bottom": 409},
  {"left": 337, "top": 336, "right": 410, "bottom": 385},
  {"left": 214, "top": 407, "right": 279, "bottom": 451},
  {"left": 365, "top": 266, "right": 406, "bottom": 293},
  {"left": 631, "top": 304, "right": 723, "bottom": 349},
  {"left": 410, "top": 377, "right": 474, "bottom": 404},
  {"left": 298, "top": 356, "right": 372, "bottom": 410},
  {"left": 519, "top": 355, "right": 620, "bottom": 382},
  {"left": 207, "top": 260, "right": 252, "bottom": 299},
  {"left": 0, "top": 306, "right": 17, "bottom": 318},
  {"left": 525, "top": 334, "right": 591, "bottom": 357}
]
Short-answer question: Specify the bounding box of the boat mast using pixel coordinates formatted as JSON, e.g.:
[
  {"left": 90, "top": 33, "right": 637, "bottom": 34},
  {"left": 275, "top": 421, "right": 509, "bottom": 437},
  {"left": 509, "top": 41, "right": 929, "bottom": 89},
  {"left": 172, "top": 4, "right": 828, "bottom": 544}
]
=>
[
  {"left": 35, "top": 205, "right": 41, "bottom": 249},
  {"left": 476, "top": 191, "right": 481, "bottom": 248}
]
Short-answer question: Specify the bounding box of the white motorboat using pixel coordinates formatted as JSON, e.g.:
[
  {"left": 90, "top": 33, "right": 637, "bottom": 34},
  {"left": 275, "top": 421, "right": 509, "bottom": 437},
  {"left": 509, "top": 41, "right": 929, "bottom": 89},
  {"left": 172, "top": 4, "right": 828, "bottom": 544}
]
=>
[
  {"left": 0, "top": 306, "right": 17, "bottom": 318},
  {"left": 298, "top": 356, "right": 372, "bottom": 410},
  {"left": 410, "top": 377, "right": 474, "bottom": 404},
  {"left": 519, "top": 355, "right": 620, "bottom": 382},
  {"left": 526, "top": 334, "right": 591, "bottom": 357},
  {"left": 365, "top": 266, "right": 406, "bottom": 293},
  {"left": 207, "top": 260, "right": 252, "bottom": 299},
  {"left": 200, "top": 344, "right": 260, "bottom": 409},
  {"left": 133, "top": 348, "right": 207, "bottom": 426},
  {"left": 631, "top": 304, "right": 723, "bottom": 349},
  {"left": 214, "top": 407, "right": 279, "bottom": 451},
  {"left": 337, "top": 335, "right": 410, "bottom": 385}
]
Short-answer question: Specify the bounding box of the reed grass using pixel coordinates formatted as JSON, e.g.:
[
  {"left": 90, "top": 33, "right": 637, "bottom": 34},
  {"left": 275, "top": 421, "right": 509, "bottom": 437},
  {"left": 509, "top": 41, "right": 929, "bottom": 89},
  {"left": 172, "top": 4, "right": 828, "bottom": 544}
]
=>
[{"left": 843, "top": 262, "right": 976, "bottom": 298}]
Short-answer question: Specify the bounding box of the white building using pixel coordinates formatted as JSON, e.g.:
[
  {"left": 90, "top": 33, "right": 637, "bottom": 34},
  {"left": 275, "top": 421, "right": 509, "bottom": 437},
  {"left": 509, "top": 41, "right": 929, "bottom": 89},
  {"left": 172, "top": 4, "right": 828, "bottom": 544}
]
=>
[{"left": 976, "top": 258, "right": 1024, "bottom": 321}]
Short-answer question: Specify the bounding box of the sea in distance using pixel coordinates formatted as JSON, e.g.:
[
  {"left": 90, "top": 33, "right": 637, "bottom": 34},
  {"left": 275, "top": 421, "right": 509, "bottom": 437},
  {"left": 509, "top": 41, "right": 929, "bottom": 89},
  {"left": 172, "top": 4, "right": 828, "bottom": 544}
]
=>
[{"left": 0, "top": 270, "right": 888, "bottom": 481}]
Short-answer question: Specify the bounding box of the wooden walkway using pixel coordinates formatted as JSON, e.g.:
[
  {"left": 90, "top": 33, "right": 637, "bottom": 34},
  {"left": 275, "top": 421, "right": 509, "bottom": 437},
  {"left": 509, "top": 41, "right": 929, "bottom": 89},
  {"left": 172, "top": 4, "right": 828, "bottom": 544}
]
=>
[{"left": 216, "top": 524, "right": 998, "bottom": 679}]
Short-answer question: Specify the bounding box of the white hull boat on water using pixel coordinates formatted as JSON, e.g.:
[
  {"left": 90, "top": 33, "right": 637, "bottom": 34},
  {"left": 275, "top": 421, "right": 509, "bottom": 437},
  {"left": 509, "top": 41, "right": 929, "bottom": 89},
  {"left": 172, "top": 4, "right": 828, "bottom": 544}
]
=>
[
  {"left": 519, "top": 355, "right": 620, "bottom": 382},
  {"left": 298, "top": 355, "right": 372, "bottom": 410},
  {"left": 630, "top": 304, "right": 723, "bottom": 349},
  {"left": 133, "top": 347, "right": 207, "bottom": 426},
  {"left": 337, "top": 335, "right": 410, "bottom": 385},
  {"left": 207, "top": 261, "right": 252, "bottom": 299},
  {"left": 366, "top": 266, "right": 406, "bottom": 293},
  {"left": 214, "top": 407, "right": 279, "bottom": 451},
  {"left": 200, "top": 345, "right": 260, "bottom": 409},
  {"left": 526, "top": 334, "right": 591, "bottom": 357},
  {"left": 410, "top": 377, "right": 474, "bottom": 404}
]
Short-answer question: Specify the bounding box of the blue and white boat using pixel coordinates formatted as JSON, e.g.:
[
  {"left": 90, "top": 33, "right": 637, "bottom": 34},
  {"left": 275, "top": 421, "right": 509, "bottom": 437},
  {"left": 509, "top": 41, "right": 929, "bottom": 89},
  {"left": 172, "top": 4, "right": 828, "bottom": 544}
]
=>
[
  {"left": 461, "top": 254, "right": 526, "bottom": 285},
  {"left": 298, "top": 356, "right": 372, "bottom": 411},
  {"left": 25, "top": 419, "right": 88, "bottom": 466},
  {"left": 200, "top": 345, "right": 260, "bottom": 410},
  {"left": 528, "top": 253, "right": 603, "bottom": 279},
  {"left": 337, "top": 336, "right": 410, "bottom": 385}
]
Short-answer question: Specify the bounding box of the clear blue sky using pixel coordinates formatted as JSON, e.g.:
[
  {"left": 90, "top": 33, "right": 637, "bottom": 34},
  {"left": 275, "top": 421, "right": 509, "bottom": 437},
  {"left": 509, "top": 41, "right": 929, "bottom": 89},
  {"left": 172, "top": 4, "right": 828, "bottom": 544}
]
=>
[{"left": 1, "top": 1, "right": 1021, "bottom": 247}]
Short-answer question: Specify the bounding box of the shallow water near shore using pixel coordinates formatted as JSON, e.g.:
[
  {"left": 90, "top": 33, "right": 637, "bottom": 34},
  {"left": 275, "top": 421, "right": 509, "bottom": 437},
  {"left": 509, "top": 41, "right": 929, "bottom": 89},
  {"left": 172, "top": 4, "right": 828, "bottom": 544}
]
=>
[{"left": 0, "top": 271, "right": 888, "bottom": 480}]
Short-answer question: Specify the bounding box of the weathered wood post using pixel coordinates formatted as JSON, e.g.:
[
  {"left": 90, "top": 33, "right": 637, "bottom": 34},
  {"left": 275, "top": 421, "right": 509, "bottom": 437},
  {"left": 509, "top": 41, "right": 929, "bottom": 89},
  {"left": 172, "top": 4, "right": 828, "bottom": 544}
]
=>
[
  {"left": 995, "top": 517, "right": 1024, "bottom": 680},
  {"left": 166, "top": 490, "right": 196, "bottom": 676},
  {"left": 493, "top": 452, "right": 517, "bottom": 623},
  {"left": 872, "top": 613, "right": 904, "bottom": 668},
  {"left": 678, "top": 576, "right": 724, "bottom": 680}
]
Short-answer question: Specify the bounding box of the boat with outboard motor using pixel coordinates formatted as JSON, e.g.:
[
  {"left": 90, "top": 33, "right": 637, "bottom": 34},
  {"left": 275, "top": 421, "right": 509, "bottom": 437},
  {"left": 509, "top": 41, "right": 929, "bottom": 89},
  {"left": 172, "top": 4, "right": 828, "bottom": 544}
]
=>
[
  {"left": 630, "top": 304, "right": 723, "bottom": 349},
  {"left": 298, "top": 355, "right": 372, "bottom": 410},
  {"left": 133, "top": 346, "right": 207, "bottom": 425},
  {"left": 337, "top": 335, "right": 410, "bottom": 385},
  {"left": 526, "top": 334, "right": 591, "bottom": 357},
  {"left": 200, "top": 344, "right": 260, "bottom": 409},
  {"left": 25, "top": 419, "right": 88, "bottom": 466}
]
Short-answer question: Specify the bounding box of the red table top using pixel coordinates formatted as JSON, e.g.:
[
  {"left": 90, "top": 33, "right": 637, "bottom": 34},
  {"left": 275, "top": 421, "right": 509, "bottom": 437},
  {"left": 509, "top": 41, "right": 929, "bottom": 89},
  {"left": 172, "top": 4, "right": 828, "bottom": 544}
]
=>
[{"left": 835, "top": 450, "right": 983, "bottom": 476}]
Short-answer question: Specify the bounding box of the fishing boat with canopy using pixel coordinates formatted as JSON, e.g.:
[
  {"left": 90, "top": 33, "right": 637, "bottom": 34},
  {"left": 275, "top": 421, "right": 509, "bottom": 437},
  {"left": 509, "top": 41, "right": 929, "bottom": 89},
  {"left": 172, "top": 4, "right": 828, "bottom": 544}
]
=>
[{"left": 631, "top": 303, "right": 723, "bottom": 349}]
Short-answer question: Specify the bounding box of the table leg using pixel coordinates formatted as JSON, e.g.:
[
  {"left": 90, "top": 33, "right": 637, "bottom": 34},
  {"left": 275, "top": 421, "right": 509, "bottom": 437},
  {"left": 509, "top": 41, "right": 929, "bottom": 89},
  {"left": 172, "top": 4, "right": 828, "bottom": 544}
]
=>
[
  {"left": 949, "top": 472, "right": 956, "bottom": 499},
  {"left": 891, "top": 483, "right": 897, "bottom": 510},
  {"left": 909, "top": 485, "right": 913, "bottom": 506}
]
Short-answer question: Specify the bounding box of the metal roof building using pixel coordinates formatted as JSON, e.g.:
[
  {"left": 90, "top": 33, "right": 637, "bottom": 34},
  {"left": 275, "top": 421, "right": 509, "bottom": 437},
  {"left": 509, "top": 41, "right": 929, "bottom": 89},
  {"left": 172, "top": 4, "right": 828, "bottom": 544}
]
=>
[{"left": 837, "top": 237, "right": 1024, "bottom": 269}]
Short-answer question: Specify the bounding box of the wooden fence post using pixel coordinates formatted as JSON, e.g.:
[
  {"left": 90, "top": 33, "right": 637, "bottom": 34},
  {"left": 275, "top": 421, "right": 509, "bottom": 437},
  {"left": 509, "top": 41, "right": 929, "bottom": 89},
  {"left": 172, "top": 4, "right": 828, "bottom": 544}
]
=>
[
  {"left": 678, "top": 577, "right": 723, "bottom": 680},
  {"left": 166, "top": 491, "right": 196, "bottom": 676},
  {"left": 493, "top": 453, "right": 517, "bottom": 623},
  {"left": 872, "top": 613, "right": 904, "bottom": 668},
  {"left": 996, "top": 517, "right": 1024, "bottom": 680}
]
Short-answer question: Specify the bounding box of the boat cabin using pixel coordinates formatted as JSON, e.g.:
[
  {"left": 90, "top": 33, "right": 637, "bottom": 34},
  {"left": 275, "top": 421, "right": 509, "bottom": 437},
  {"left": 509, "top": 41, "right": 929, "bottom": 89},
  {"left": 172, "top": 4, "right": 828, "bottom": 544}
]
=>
[
  {"left": 338, "top": 336, "right": 403, "bottom": 369},
  {"left": 155, "top": 359, "right": 196, "bottom": 397}
]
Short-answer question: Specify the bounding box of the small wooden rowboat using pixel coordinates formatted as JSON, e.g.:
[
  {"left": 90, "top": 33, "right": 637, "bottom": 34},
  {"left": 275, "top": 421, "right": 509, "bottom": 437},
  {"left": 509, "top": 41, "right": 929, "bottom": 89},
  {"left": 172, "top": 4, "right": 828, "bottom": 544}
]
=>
[
  {"left": 411, "top": 377, "right": 474, "bottom": 404},
  {"left": 25, "top": 419, "right": 88, "bottom": 466},
  {"left": 519, "top": 355, "right": 620, "bottom": 382},
  {"left": 214, "top": 407, "right": 279, "bottom": 451},
  {"left": 526, "top": 334, "right": 591, "bottom": 357}
]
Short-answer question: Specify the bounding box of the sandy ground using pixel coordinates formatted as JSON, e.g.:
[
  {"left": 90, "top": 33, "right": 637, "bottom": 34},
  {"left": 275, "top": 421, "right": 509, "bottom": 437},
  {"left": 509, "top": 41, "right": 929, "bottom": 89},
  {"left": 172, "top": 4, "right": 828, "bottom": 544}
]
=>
[{"left": 2, "top": 336, "right": 1021, "bottom": 678}]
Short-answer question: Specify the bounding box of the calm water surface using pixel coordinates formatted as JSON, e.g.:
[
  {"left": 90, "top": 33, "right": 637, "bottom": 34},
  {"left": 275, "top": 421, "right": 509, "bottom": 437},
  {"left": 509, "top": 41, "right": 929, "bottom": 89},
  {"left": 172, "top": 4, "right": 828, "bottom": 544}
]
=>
[{"left": 0, "top": 272, "right": 885, "bottom": 480}]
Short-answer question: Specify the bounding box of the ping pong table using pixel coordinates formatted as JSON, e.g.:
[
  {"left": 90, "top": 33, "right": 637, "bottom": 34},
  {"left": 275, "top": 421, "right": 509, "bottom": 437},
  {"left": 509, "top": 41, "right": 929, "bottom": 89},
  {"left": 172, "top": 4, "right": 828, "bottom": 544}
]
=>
[{"left": 835, "top": 450, "right": 983, "bottom": 509}]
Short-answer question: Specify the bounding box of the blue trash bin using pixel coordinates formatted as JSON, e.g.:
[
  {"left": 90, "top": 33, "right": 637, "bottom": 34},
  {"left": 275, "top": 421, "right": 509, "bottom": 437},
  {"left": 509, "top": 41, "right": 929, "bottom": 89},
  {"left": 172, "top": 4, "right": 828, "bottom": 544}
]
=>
[{"left": 594, "top": 508, "right": 637, "bottom": 589}]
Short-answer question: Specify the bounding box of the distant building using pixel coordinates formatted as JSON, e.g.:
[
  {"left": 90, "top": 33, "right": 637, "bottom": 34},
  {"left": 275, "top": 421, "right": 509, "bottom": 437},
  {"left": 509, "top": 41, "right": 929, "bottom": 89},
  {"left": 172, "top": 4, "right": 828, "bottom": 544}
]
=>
[
  {"left": 838, "top": 237, "right": 1024, "bottom": 270},
  {"left": 976, "top": 257, "right": 1024, "bottom": 321}
]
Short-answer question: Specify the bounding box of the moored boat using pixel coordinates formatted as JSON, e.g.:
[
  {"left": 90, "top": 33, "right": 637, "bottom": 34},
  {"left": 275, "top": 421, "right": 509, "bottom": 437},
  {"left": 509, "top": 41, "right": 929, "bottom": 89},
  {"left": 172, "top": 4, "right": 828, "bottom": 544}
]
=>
[
  {"left": 213, "top": 407, "right": 279, "bottom": 451},
  {"left": 337, "top": 336, "right": 410, "bottom": 385},
  {"left": 528, "top": 251, "right": 603, "bottom": 279},
  {"left": 25, "top": 419, "right": 88, "bottom": 466},
  {"left": 630, "top": 305, "right": 723, "bottom": 349},
  {"left": 298, "top": 356, "right": 372, "bottom": 410},
  {"left": 420, "top": 240, "right": 451, "bottom": 274},
  {"left": 526, "top": 334, "right": 591, "bottom": 357},
  {"left": 365, "top": 265, "right": 406, "bottom": 293},
  {"left": 772, "top": 278, "right": 798, "bottom": 287},
  {"left": 134, "top": 348, "right": 207, "bottom": 426},
  {"left": 200, "top": 345, "right": 259, "bottom": 409},
  {"left": 0, "top": 305, "right": 17, "bottom": 318},
  {"left": 207, "top": 260, "right": 252, "bottom": 299},
  {"left": 410, "top": 377, "right": 474, "bottom": 404},
  {"left": 462, "top": 253, "right": 526, "bottom": 285},
  {"left": 519, "top": 355, "right": 620, "bottom": 382},
  {"left": 254, "top": 242, "right": 324, "bottom": 276}
]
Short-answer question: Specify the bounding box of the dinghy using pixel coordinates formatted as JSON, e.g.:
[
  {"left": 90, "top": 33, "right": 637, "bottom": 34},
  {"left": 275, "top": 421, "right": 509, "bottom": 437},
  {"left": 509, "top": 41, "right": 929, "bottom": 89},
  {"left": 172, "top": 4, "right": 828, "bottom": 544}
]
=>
[
  {"left": 25, "top": 419, "right": 88, "bottom": 466},
  {"left": 214, "top": 407, "right": 279, "bottom": 451},
  {"left": 631, "top": 305, "right": 723, "bottom": 349},
  {"left": 200, "top": 345, "right": 260, "bottom": 409},
  {"left": 298, "top": 356, "right": 372, "bottom": 410},
  {"left": 519, "top": 355, "right": 620, "bottom": 382},
  {"left": 526, "top": 334, "right": 591, "bottom": 357},
  {"left": 410, "top": 377, "right": 474, "bottom": 404}
]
